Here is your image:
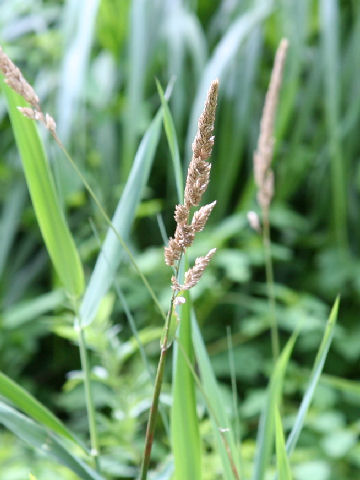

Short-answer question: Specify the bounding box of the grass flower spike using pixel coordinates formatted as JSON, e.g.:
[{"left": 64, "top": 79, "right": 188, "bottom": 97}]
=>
[
  {"left": 253, "top": 38, "right": 288, "bottom": 360},
  {"left": 140, "top": 79, "right": 219, "bottom": 480},
  {"left": 254, "top": 38, "right": 288, "bottom": 213},
  {"left": 0, "top": 46, "right": 56, "bottom": 134},
  {"left": 165, "top": 79, "right": 219, "bottom": 287}
]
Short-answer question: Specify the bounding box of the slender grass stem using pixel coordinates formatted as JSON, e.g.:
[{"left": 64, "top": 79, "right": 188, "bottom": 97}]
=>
[
  {"left": 72, "top": 301, "right": 100, "bottom": 472},
  {"left": 262, "top": 212, "right": 279, "bottom": 361},
  {"left": 138, "top": 291, "right": 176, "bottom": 480}
]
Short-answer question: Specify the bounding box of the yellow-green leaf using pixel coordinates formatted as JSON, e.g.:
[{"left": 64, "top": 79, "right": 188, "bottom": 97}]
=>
[{"left": 2, "top": 84, "right": 84, "bottom": 297}]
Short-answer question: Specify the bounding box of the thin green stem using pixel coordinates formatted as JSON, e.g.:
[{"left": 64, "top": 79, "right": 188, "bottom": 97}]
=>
[
  {"left": 262, "top": 211, "right": 279, "bottom": 361},
  {"left": 51, "top": 133, "right": 166, "bottom": 323},
  {"left": 138, "top": 289, "right": 177, "bottom": 480},
  {"left": 72, "top": 301, "right": 100, "bottom": 472}
]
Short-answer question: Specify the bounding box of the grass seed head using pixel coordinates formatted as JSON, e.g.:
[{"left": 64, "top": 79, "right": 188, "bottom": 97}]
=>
[
  {"left": 0, "top": 46, "right": 40, "bottom": 108},
  {"left": 254, "top": 38, "right": 288, "bottom": 211},
  {"left": 164, "top": 80, "right": 219, "bottom": 290}
]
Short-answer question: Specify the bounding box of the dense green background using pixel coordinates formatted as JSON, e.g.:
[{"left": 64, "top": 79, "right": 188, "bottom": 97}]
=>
[{"left": 0, "top": 0, "right": 359, "bottom": 479}]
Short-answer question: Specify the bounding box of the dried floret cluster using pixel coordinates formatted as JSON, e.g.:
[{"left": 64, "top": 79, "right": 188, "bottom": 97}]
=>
[
  {"left": 164, "top": 80, "right": 219, "bottom": 291},
  {"left": 0, "top": 46, "right": 57, "bottom": 134}
]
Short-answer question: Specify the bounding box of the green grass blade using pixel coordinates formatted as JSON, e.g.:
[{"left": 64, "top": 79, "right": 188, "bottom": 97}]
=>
[
  {"left": 0, "top": 371, "right": 84, "bottom": 450},
  {"left": 320, "top": 0, "right": 347, "bottom": 248},
  {"left": 186, "top": 0, "right": 273, "bottom": 157},
  {"left": 122, "top": 0, "right": 148, "bottom": 176},
  {"left": 285, "top": 297, "right": 340, "bottom": 455},
  {"left": 0, "top": 401, "right": 102, "bottom": 480},
  {"left": 79, "top": 106, "right": 164, "bottom": 326},
  {"left": 252, "top": 334, "right": 297, "bottom": 480},
  {"left": 275, "top": 407, "right": 292, "bottom": 480},
  {"left": 3, "top": 85, "right": 84, "bottom": 297},
  {"left": 156, "top": 79, "right": 183, "bottom": 202},
  {"left": 171, "top": 290, "right": 201, "bottom": 480},
  {"left": 57, "top": 0, "right": 100, "bottom": 142},
  {"left": 3, "top": 290, "right": 65, "bottom": 329},
  {"left": 0, "top": 182, "right": 26, "bottom": 276},
  {"left": 192, "top": 315, "right": 240, "bottom": 480}
]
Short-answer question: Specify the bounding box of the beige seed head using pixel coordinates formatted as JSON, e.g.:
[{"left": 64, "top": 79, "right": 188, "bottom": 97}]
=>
[
  {"left": 181, "top": 248, "right": 217, "bottom": 290},
  {"left": 0, "top": 46, "right": 39, "bottom": 108},
  {"left": 254, "top": 39, "right": 288, "bottom": 211},
  {"left": 191, "top": 200, "right": 216, "bottom": 233},
  {"left": 174, "top": 204, "right": 189, "bottom": 225}
]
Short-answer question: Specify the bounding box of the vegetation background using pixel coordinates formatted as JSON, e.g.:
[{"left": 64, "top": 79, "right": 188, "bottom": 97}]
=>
[{"left": 0, "top": 0, "right": 359, "bottom": 479}]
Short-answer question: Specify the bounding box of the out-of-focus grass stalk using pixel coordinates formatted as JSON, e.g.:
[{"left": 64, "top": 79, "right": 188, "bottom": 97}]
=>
[
  {"left": 253, "top": 39, "right": 288, "bottom": 360},
  {"left": 262, "top": 213, "right": 279, "bottom": 359}
]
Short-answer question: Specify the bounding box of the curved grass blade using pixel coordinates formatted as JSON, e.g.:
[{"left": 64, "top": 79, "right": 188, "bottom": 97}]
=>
[
  {"left": 0, "top": 371, "right": 85, "bottom": 450},
  {"left": 3, "top": 290, "right": 65, "bottom": 329},
  {"left": 285, "top": 297, "right": 340, "bottom": 455},
  {"left": 0, "top": 401, "right": 103, "bottom": 480},
  {"left": 79, "top": 103, "right": 164, "bottom": 326},
  {"left": 2, "top": 85, "right": 84, "bottom": 297},
  {"left": 275, "top": 407, "right": 292, "bottom": 480},
  {"left": 252, "top": 334, "right": 297, "bottom": 480},
  {"left": 192, "top": 315, "right": 240, "bottom": 480},
  {"left": 0, "top": 181, "right": 26, "bottom": 276},
  {"left": 156, "top": 79, "right": 183, "bottom": 202},
  {"left": 186, "top": 0, "right": 273, "bottom": 158}
]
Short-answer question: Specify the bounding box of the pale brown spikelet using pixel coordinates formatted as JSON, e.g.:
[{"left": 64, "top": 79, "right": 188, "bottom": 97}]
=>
[
  {"left": 175, "top": 248, "right": 216, "bottom": 291},
  {"left": 174, "top": 223, "right": 195, "bottom": 249},
  {"left": 174, "top": 204, "right": 189, "bottom": 225},
  {"left": 44, "top": 113, "right": 57, "bottom": 134},
  {"left": 0, "top": 46, "right": 39, "bottom": 108},
  {"left": 192, "top": 80, "right": 219, "bottom": 161},
  {"left": 191, "top": 200, "right": 216, "bottom": 233},
  {"left": 17, "top": 107, "right": 57, "bottom": 135},
  {"left": 247, "top": 210, "right": 261, "bottom": 232},
  {"left": 254, "top": 38, "right": 288, "bottom": 211},
  {"left": 164, "top": 237, "right": 183, "bottom": 266}
]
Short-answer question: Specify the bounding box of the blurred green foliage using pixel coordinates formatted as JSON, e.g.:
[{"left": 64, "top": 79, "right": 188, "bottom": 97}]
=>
[{"left": 0, "top": 0, "right": 360, "bottom": 479}]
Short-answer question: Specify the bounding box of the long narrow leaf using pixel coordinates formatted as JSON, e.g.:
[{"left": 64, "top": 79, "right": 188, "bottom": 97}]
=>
[
  {"left": 285, "top": 297, "right": 340, "bottom": 455},
  {"left": 3, "top": 85, "right": 84, "bottom": 297},
  {"left": 192, "top": 315, "right": 240, "bottom": 480},
  {"left": 0, "top": 371, "right": 84, "bottom": 450},
  {"left": 320, "top": 0, "right": 347, "bottom": 248},
  {"left": 171, "top": 291, "right": 201, "bottom": 480},
  {"left": 156, "top": 79, "right": 183, "bottom": 203},
  {"left": 79, "top": 105, "right": 164, "bottom": 326},
  {"left": 275, "top": 407, "right": 292, "bottom": 480},
  {"left": 0, "top": 401, "right": 102, "bottom": 480},
  {"left": 186, "top": 0, "right": 273, "bottom": 158},
  {"left": 252, "top": 334, "right": 296, "bottom": 480}
]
